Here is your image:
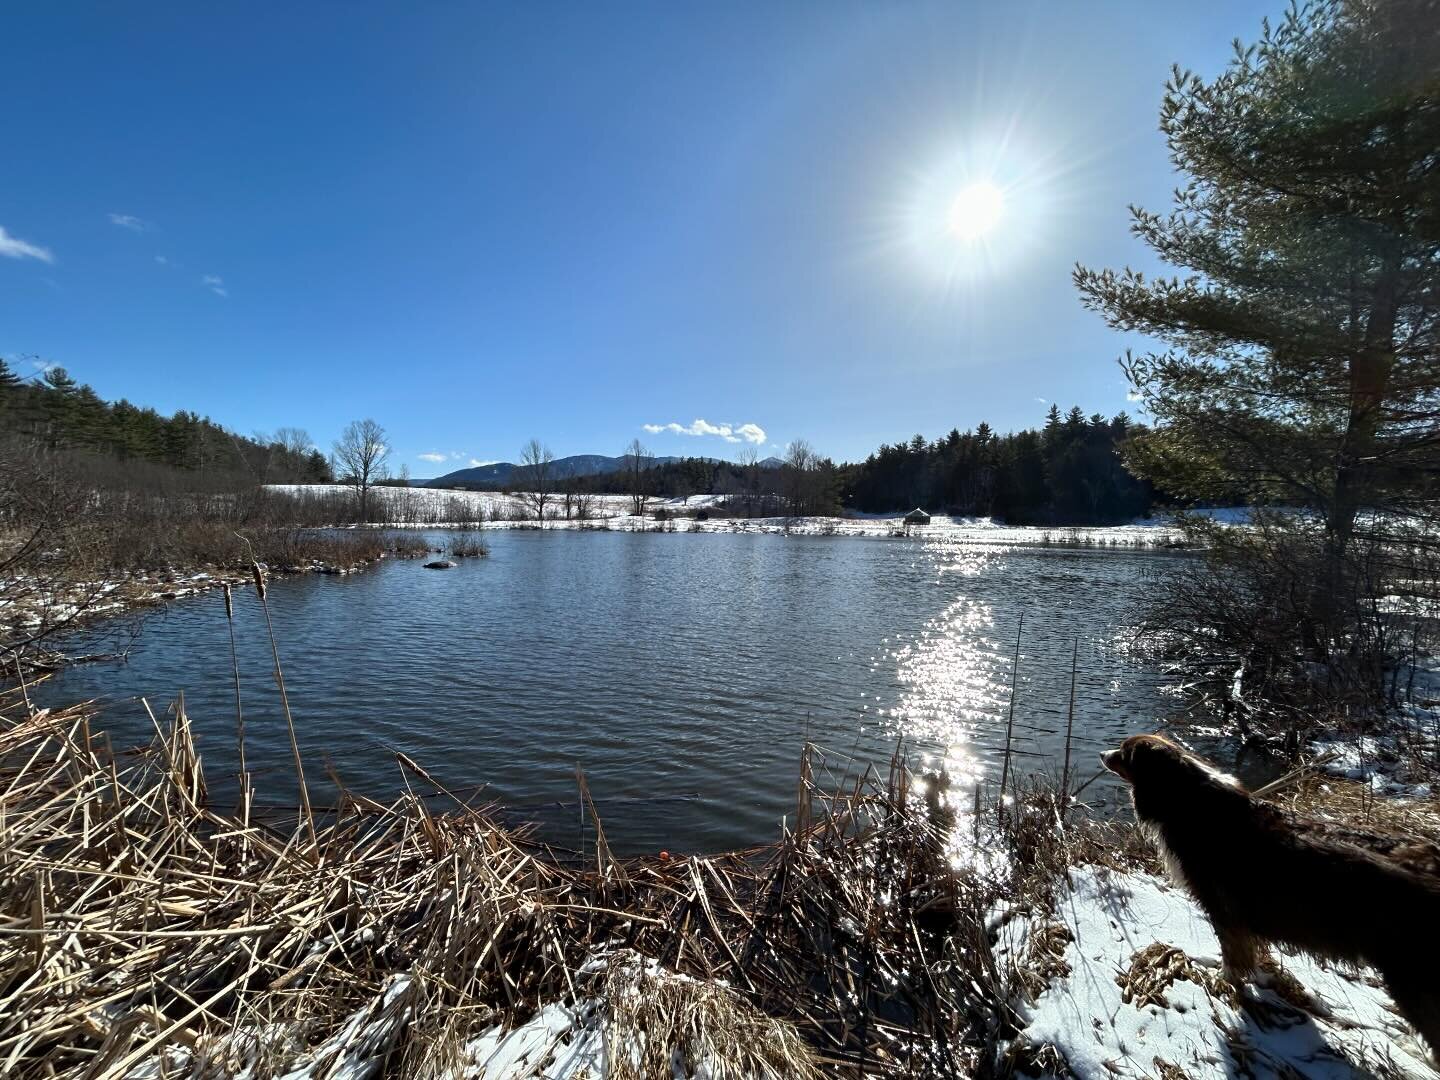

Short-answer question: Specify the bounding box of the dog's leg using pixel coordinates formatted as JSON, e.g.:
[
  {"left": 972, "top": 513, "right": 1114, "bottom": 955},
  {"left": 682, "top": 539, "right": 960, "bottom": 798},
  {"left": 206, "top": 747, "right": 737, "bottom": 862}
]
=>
[
  {"left": 1216, "top": 924, "right": 1264, "bottom": 984},
  {"left": 1382, "top": 972, "right": 1440, "bottom": 1063}
]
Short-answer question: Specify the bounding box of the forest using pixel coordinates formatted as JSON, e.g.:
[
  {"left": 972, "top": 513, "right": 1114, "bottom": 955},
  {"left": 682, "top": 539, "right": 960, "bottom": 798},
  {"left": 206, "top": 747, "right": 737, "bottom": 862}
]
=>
[
  {"left": 0, "top": 357, "right": 331, "bottom": 490},
  {"left": 840, "top": 405, "right": 1154, "bottom": 523}
]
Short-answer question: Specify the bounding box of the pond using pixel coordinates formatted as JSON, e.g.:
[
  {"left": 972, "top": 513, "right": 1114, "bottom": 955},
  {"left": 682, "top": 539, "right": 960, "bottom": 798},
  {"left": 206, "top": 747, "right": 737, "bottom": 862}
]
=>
[{"left": 36, "top": 530, "right": 1187, "bottom": 854}]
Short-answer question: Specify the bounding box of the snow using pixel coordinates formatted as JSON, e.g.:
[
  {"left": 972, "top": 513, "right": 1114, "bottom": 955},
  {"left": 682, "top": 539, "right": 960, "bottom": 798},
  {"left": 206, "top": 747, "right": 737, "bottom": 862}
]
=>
[
  {"left": 262, "top": 486, "right": 1191, "bottom": 547},
  {"left": 453, "top": 1002, "right": 605, "bottom": 1079},
  {"left": 999, "top": 865, "right": 1434, "bottom": 1078},
  {"left": 1308, "top": 732, "right": 1436, "bottom": 798}
]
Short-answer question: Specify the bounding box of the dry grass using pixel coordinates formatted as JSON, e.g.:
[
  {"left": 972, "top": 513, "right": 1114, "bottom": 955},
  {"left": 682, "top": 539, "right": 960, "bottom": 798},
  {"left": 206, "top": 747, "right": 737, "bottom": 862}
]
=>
[
  {"left": 1273, "top": 769, "right": 1440, "bottom": 841},
  {"left": 603, "top": 955, "right": 821, "bottom": 1079},
  {"left": 446, "top": 532, "right": 490, "bottom": 559},
  {"left": 0, "top": 680, "right": 1035, "bottom": 1078}
]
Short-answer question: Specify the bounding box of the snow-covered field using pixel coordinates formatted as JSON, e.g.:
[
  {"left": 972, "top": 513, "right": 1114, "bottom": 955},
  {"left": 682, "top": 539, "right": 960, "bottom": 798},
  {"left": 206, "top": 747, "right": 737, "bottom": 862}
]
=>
[
  {"left": 265, "top": 485, "right": 1197, "bottom": 547},
  {"left": 997, "top": 865, "right": 1435, "bottom": 1078}
]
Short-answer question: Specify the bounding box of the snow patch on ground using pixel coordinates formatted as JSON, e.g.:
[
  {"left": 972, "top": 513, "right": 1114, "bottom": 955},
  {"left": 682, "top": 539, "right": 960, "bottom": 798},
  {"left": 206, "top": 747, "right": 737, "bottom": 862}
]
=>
[
  {"left": 999, "top": 865, "right": 1433, "bottom": 1078},
  {"left": 453, "top": 1001, "right": 605, "bottom": 1079},
  {"left": 1308, "top": 732, "right": 1436, "bottom": 798},
  {"left": 264, "top": 485, "right": 1189, "bottom": 546}
]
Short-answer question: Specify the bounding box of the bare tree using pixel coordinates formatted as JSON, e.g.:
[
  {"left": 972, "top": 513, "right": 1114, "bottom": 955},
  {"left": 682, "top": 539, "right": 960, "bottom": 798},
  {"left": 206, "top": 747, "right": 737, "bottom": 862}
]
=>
[
  {"left": 270, "top": 426, "right": 316, "bottom": 483},
  {"left": 782, "top": 439, "right": 816, "bottom": 517},
  {"left": 332, "top": 419, "right": 389, "bottom": 522},
  {"left": 559, "top": 474, "right": 598, "bottom": 522},
  {"left": 623, "top": 438, "right": 655, "bottom": 517},
  {"left": 518, "top": 438, "right": 555, "bottom": 522},
  {"left": 275, "top": 427, "right": 312, "bottom": 458},
  {"left": 573, "top": 489, "right": 596, "bottom": 521},
  {"left": 738, "top": 446, "right": 760, "bottom": 517}
]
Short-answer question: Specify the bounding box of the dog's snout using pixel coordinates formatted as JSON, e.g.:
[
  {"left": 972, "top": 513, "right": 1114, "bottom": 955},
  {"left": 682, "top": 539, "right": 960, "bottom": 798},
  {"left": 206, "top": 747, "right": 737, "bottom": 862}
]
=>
[{"left": 1100, "top": 749, "right": 1123, "bottom": 774}]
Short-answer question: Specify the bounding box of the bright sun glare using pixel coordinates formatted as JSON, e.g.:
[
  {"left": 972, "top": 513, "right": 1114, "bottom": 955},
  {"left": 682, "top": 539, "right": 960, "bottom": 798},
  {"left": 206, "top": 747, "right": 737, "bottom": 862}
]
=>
[{"left": 947, "top": 181, "right": 1005, "bottom": 240}]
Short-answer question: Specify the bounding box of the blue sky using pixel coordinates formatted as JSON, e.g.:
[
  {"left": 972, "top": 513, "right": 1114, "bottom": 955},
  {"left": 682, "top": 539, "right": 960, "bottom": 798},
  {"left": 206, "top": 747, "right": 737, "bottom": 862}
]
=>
[{"left": 1, "top": 1, "right": 1278, "bottom": 471}]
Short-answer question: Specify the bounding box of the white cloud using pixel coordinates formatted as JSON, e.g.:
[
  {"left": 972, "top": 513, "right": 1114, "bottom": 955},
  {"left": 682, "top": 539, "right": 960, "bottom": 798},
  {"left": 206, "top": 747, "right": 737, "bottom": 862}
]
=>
[
  {"left": 155, "top": 255, "right": 169, "bottom": 265},
  {"left": 1126, "top": 390, "right": 1143, "bottom": 402},
  {"left": 201, "top": 274, "right": 227, "bottom": 297},
  {"left": 1034, "top": 397, "right": 1047, "bottom": 404},
  {"left": 108, "top": 213, "right": 148, "bottom": 231},
  {"left": 469, "top": 459, "right": 499, "bottom": 468},
  {"left": 642, "top": 418, "right": 767, "bottom": 444},
  {"left": 0, "top": 226, "right": 54, "bottom": 263},
  {"left": 417, "top": 452, "right": 447, "bottom": 464},
  {"left": 30, "top": 358, "right": 57, "bottom": 373}
]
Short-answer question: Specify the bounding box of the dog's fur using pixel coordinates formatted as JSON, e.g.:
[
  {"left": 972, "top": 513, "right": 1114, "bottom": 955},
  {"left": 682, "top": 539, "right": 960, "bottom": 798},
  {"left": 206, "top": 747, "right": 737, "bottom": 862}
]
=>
[{"left": 1102, "top": 733, "right": 1440, "bottom": 1052}]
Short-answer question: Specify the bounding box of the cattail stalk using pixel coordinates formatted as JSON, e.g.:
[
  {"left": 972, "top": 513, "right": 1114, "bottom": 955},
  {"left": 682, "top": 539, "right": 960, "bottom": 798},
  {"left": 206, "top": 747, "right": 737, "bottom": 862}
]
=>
[
  {"left": 223, "top": 586, "right": 247, "bottom": 783},
  {"left": 1061, "top": 636, "right": 1078, "bottom": 818},
  {"left": 997, "top": 612, "right": 1024, "bottom": 816},
  {"left": 251, "top": 557, "right": 317, "bottom": 851}
]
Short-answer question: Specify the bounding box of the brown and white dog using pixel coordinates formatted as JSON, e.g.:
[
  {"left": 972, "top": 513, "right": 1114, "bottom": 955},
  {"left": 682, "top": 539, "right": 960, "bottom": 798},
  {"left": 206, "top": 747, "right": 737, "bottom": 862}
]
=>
[{"left": 1102, "top": 733, "right": 1440, "bottom": 1052}]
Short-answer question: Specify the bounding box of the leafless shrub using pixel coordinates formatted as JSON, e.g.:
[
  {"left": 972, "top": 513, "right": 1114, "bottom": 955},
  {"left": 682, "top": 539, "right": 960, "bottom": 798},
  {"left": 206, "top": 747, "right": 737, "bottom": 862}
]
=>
[
  {"left": 447, "top": 532, "right": 489, "bottom": 558},
  {"left": 1137, "top": 511, "right": 1440, "bottom": 733}
]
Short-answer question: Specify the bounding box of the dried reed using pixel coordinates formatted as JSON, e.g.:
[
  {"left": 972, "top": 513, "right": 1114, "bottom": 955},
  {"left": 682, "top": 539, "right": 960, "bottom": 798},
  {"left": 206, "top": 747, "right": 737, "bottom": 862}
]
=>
[{"left": 0, "top": 683, "right": 1032, "bottom": 1077}]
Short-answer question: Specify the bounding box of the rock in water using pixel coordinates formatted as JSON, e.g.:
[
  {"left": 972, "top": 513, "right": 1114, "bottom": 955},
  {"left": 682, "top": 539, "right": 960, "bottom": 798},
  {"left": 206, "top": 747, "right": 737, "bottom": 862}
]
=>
[{"left": 423, "top": 560, "right": 455, "bottom": 570}]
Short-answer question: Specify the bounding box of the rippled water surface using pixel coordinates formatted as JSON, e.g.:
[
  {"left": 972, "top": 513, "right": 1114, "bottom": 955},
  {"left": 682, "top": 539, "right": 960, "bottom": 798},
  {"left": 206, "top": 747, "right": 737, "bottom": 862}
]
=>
[{"left": 38, "top": 531, "right": 1185, "bottom": 852}]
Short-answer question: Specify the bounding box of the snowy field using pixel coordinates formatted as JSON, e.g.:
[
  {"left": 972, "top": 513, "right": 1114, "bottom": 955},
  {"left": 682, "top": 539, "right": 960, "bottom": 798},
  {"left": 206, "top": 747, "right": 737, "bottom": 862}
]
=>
[{"left": 264, "top": 485, "right": 1205, "bottom": 547}]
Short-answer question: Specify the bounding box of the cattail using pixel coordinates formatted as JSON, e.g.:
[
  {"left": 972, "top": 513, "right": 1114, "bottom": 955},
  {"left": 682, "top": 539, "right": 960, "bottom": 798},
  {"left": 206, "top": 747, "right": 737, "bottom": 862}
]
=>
[{"left": 251, "top": 561, "right": 266, "bottom": 600}]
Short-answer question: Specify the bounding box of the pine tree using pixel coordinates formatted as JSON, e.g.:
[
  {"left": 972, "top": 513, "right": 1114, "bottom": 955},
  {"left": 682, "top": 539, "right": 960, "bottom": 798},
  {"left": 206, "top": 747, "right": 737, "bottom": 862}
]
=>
[{"left": 1075, "top": 0, "right": 1440, "bottom": 557}]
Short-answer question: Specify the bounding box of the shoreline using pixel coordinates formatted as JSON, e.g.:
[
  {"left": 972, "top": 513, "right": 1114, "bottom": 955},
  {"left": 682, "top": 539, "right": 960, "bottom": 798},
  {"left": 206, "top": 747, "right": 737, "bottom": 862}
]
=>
[
  {"left": 2, "top": 691, "right": 1434, "bottom": 1077},
  {"left": 3, "top": 514, "right": 1184, "bottom": 669}
]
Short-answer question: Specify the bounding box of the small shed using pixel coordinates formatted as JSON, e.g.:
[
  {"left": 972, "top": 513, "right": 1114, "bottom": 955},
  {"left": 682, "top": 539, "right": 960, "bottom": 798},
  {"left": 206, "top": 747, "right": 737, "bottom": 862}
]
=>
[{"left": 903, "top": 508, "right": 931, "bottom": 526}]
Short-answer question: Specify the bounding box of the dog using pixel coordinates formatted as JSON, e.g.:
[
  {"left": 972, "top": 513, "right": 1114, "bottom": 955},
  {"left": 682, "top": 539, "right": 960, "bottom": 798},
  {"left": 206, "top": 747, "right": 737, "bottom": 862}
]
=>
[{"left": 1101, "top": 733, "right": 1440, "bottom": 1053}]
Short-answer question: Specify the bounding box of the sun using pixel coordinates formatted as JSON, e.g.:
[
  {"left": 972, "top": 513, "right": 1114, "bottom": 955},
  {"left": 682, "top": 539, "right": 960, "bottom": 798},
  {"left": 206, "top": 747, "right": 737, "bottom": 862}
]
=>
[{"left": 947, "top": 181, "right": 1005, "bottom": 240}]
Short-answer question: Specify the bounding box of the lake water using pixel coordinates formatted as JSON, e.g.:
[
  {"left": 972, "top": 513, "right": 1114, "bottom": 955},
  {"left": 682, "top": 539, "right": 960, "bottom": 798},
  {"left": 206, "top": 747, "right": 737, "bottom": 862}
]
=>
[{"left": 35, "top": 531, "right": 1187, "bottom": 854}]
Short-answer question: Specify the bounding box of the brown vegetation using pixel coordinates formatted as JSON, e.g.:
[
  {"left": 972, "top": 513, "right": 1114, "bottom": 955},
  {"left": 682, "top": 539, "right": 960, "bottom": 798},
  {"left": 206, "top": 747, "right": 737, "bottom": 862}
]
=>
[{"left": 0, "top": 669, "right": 1110, "bottom": 1078}]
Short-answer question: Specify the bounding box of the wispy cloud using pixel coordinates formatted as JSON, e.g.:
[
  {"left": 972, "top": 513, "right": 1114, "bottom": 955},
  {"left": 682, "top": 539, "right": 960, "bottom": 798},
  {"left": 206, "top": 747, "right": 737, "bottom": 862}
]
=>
[
  {"left": 155, "top": 255, "right": 169, "bottom": 265},
  {"left": 417, "top": 452, "right": 447, "bottom": 463},
  {"left": 108, "top": 213, "right": 149, "bottom": 232},
  {"left": 30, "top": 358, "right": 58, "bottom": 373},
  {"left": 1126, "top": 390, "right": 1143, "bottom": 402},
  {"left": 1034, "top": 397, "right": 1047, "bottom": 404},
  {"left": 201, "top": 274, "right": 227, "bottom": 297},
  {"left": 469, "top": 458, "right": 499, "bottom": 468},
  {"left": 641, "top": 418, "right": 767, "bottom": 445},
  {"left": 0, "top": 225, "right": 54, "bottom": 264}
]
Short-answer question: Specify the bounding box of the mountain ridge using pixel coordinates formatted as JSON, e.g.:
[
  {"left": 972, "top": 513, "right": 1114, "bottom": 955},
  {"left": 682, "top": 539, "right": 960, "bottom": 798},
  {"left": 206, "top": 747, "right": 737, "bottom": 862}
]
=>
[{"left": 424, "top": 453, "right": 784, "bottom": 488}]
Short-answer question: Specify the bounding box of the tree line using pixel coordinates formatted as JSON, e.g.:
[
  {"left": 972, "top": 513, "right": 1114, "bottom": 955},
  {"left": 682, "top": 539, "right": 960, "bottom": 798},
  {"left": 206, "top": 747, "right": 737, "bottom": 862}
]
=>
[
  {"left": 841, "top": 406, "right": 1154, "bottom": 524},
  {"left": 0, "top": 358, "right": 332, "bottom": 489}
]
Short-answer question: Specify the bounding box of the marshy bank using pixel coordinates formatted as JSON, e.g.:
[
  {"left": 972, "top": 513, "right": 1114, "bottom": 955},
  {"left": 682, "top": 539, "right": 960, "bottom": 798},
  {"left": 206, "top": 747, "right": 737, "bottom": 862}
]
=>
[
  {"left": 1, "top": 526, "right": 436, "bottom": 675},
  {"left": 3, "top": 684, "right": 1435, "bottom": 1078}
]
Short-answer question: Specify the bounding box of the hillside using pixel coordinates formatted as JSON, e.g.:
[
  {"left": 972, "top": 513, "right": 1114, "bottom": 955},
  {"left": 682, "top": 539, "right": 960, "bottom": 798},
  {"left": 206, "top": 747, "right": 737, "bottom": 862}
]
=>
[{"left": 426, "top": 454, "right": 782, "bottom": 488}]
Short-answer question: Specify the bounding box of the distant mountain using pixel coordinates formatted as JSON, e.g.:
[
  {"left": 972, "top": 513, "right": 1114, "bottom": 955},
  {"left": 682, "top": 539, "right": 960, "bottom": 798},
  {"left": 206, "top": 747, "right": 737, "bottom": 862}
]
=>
[
  {"left": 427, "top": 454, "right": 675, "bottom": 488},
  {"left": 427, "top": 453, "right": 784, "bottom": 489}
]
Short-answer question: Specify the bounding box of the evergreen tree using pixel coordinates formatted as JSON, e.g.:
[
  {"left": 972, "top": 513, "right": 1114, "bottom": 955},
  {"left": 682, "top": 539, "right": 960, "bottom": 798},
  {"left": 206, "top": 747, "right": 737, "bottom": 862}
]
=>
[{"left": 1075, "top": 0, "right": 1440, "bottom": 558}]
